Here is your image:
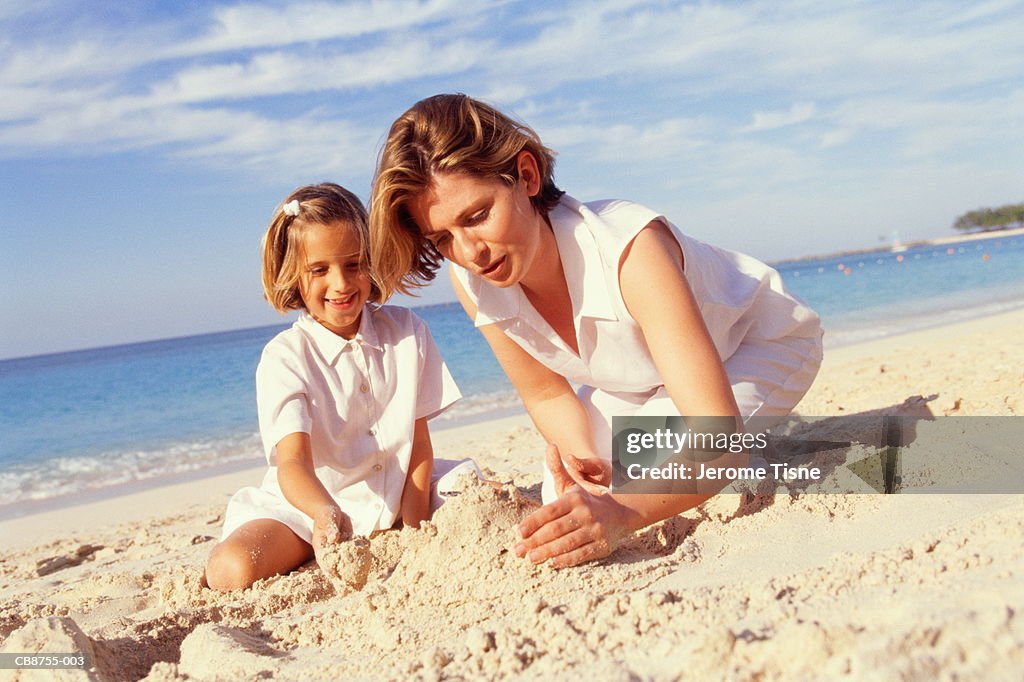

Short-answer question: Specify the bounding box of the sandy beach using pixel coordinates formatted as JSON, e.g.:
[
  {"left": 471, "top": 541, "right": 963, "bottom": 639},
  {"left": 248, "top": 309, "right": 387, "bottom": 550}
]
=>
[{"left": 1, "top": 309, "right": 1022, "bottom": 680}]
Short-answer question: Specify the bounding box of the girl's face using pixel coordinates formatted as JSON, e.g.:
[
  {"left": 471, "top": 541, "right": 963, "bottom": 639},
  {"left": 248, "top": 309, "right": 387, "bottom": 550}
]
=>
[
  {"left": 298, "top": 222, "right": 371, "bottom": 338},
  {"left": 407, "top": 152, "right": 545, "bottom": 288}
]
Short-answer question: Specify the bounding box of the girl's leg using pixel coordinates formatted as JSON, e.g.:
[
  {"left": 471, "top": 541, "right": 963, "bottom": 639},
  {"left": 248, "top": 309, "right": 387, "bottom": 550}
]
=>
[{"left": 205, "top": 519, "right": 313, "bottom": 591}]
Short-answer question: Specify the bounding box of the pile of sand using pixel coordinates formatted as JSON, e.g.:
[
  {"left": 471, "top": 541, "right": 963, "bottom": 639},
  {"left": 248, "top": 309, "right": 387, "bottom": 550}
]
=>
[{"left": 5, "top": 473, "right": 1021, "bottom": 680}]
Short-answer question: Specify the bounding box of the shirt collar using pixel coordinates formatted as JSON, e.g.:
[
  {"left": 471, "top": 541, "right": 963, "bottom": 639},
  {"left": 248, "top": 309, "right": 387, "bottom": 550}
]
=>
[
  {"left": 470, "top": 278, "right": 523, "bottom": 328},
  {"left": 550, "top": 196, "right": 618, "bottom": 322},
  {"left": 457, "top": 194, "right": 618, "bottom": 329},
  {"left": 296, "top": 307, "right": 382, "bottom": 364}
]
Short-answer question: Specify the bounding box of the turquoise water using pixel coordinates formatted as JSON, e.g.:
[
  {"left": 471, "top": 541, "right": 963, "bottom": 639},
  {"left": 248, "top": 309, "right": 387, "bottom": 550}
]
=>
[{"left": 1, "top": 233, "right": 1021, "bottom": 511}]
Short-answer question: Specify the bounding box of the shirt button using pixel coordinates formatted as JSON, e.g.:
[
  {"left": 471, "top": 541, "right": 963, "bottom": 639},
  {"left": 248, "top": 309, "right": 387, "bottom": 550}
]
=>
[
  {"left": 368, "top": 429, "right": 375, "bottom": 437},
  {"left": 360, "top": 384, "right": 369, "bottom": 393},
  {"left": 373, "top": 464, "right": 382, "bottom": 471}
]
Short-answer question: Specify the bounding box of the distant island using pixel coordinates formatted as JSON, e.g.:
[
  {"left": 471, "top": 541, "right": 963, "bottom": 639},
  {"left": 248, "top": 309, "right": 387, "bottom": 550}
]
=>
[
  {"left": 772, "top": 200, "right": 1024, "bottom": 266},
  {"left": 954, "top": 202, "right": 1024, "bottom": 233}
]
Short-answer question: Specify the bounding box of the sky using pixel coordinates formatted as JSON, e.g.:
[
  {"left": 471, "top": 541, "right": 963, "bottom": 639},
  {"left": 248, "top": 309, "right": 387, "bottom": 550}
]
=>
[{"left": 2, "top": 0, "right": 1023, "bottom": 359}]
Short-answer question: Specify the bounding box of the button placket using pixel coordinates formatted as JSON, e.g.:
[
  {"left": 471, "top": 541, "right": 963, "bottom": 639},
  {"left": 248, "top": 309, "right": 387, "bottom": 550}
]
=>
[{"left": 352, "top": 343, "right": 380, "bottom": 446}]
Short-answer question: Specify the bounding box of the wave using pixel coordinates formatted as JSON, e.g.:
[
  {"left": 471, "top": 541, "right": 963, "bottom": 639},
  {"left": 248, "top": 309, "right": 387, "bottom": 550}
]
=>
[{"left": 0, "top": 389, "right": 524, "bottom": 511}]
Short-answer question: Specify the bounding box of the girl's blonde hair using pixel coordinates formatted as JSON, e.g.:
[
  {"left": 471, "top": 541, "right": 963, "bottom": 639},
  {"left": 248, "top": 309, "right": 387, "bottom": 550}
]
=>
[
  {"left": 261, "top": 182, "right": 382, "bottom": 312},
  {"left": 370, "top": 93, "right": 563, "bottom": 299}
]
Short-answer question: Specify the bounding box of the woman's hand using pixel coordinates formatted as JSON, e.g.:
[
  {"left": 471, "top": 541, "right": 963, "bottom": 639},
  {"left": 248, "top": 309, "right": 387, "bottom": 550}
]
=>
[
  {"left": 514, "top": 445, "right": 639, "bottom": 568},
  {"left": 311, "top": 504, "right": 353, "bottom": 567},
  {"left": 547, "top": 443, "right": 611, "bottom": 495}
]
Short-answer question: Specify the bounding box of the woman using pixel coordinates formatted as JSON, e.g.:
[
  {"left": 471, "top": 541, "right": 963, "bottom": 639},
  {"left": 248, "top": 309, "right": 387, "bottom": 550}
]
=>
[{"left": 370, "top": 94, "right": 822, "bottom": 567}]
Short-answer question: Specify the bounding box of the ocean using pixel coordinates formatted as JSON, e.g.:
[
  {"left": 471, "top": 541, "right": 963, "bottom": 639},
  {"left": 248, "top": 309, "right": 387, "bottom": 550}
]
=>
[{"left": 2, "top": 233, "right": 1022, "bottom": 515}]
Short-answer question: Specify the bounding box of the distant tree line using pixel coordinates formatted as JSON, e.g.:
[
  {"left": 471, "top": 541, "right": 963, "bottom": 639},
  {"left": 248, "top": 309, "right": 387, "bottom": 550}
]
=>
[{"left": 953, "top": 202, "right": 1024, "bottom": 232}]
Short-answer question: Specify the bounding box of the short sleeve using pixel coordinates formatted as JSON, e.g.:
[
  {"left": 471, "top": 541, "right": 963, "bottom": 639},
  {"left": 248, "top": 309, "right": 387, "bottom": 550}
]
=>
[
  {"left": 413, "top": 316, "right": 462, "bottom": 421},
  {"left": 255, "top": 345, "right": 312, "bottom": 463}
]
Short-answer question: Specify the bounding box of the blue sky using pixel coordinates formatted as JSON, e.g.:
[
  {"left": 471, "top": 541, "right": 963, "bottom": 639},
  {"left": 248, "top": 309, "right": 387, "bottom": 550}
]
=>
[{"left": 2, "top": 0, "right": 1023, "bottom": 359}]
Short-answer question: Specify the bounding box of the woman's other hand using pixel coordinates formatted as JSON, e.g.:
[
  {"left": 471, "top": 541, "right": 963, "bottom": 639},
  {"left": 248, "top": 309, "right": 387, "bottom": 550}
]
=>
[{"left": 546, "top": 443, "right": 611, "bottom": 495}]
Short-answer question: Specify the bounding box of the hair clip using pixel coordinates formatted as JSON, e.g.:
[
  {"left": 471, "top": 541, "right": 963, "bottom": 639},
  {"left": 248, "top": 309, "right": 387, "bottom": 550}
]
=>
[{"left": 282, "top": 200, "right": 301, "bottom": 217}]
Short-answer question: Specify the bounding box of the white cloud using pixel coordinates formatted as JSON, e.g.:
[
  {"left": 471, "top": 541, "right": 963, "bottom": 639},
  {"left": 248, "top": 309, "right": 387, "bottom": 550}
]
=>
[
  {"left": 0, "top": 97, "right": 380, "bottom": 182},
  {"left": 172, "top": 0, "right": 469, "bottom": 57},
  {"left": 174, "top": 110, "right": 379, "bottom": 179},
  {"left": 938, "top": 0, "right": 1021, "bottom": 29},
  {"left": 0, "top": 84, "right": 111, "bottom": 122},
  {"left": 741, "top": 102, "right": 816, "bottom": 133},
  {"left": 547, "top": 117, "right": 711, "bottom": 162},
  {"left": 492, "top": 0, "right": 753, "bottom": 93},
  {"left": 2, "top": 0, "right": 1023, "bottom": 187},
  {"left": 819, "top": 129, "right": 853, "bottom": 149},
  {"left": 149, "top": 38, "right": 486, "bottom": 105},
  {"left": 825, "top": 88, "right": 1024, "bottom": 159},
  {"left": 0, "top": 40, "right": 131, "bottom": 86}
]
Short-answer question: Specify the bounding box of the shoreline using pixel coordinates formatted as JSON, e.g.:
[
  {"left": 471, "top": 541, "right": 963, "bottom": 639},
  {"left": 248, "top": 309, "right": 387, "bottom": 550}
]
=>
[
  {"left": 3, "top": 307, "right": 1022, "bottom": 543},
  {"left": 823, "top": 297, "right": 1024, "bottom": 350},
  {"left": 0, "top": 413, "right": 536, "bottom": 551}
]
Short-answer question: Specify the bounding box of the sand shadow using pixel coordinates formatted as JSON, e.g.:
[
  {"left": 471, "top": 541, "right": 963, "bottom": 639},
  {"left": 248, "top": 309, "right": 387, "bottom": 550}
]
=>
[
  {"left": 92, "top": 617, "right": 194, "bottom": 681},
  {"left": 607, "top": 515, "right": 703, "bottom": 566},
  {"left": 748, "top": 394, "right": 938, "bottom": 496},
  {"left": 605, "top": 395, "right": 941, "bottom": 564}
]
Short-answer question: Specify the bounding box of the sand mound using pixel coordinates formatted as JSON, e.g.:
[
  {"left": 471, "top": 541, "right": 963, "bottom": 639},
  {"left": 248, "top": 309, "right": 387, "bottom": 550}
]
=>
[
  {"left": 317, "top": 536, "right": 372, "bottom": 594},
  {"left": 261, "top": 480, "right": 704, "bottom": 678}
]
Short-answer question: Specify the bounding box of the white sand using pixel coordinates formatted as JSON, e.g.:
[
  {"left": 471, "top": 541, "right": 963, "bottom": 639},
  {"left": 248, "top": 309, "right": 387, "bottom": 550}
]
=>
[{"left": 1, "top": 310, "right": 1022, "bottom": 680}]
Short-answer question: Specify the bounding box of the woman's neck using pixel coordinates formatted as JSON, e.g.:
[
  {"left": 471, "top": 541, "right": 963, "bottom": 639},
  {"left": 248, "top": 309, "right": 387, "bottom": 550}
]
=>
[
  {"left": 519, "top": 213, "right": 579, "bottom": 355},
  {"left": 519, "top": 214, "right": 564, "bottom": 296}
]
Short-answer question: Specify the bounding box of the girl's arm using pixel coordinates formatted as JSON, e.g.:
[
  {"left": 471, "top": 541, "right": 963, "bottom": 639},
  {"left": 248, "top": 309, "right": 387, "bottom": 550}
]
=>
[
  {"left": 514, "top": 220, "right": 746, "bottom": 567},
  {"left": 400, "top": 418, "right": 434, "bottom": 528},
  {"left": 275, "top": 432, "right": 353, "bottom": 553}
]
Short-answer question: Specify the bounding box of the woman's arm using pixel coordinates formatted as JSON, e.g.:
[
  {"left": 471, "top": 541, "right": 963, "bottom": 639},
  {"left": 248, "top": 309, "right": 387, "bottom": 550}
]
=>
[
  {"left": 619, "top": 220, "right": 740, "bottom": 419},
  {"left": 514, "top": 220, "right": 746, "bottom": 567},
  {"left": 400, "top": 418, "right": 434, "bottom": 528},
  {"left": 276, "top": 432, "right": 353, "bottom": 553}
]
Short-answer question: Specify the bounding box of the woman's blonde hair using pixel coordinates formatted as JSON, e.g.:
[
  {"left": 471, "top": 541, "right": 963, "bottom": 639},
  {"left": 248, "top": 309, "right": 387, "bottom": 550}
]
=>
[
  {"left": 261, "top": 182, "right": 381, "bottom": 313},
  {"left": 370, "top": 93, "right": 563, "bottom": 299}
]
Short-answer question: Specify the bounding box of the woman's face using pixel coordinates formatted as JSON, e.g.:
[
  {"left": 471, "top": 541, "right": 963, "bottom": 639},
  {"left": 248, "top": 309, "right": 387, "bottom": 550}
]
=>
[{"left": 407, "top": 152, "right": 545, "bottom": 288}]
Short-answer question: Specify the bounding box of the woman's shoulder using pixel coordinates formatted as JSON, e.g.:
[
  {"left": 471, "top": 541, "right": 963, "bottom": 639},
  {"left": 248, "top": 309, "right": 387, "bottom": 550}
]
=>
[
  {"left": 555, "top": 194, "right": 677, "bottom": 261},
  {"left": 560, "top": 194, "right": 668, "bottom": 233}
]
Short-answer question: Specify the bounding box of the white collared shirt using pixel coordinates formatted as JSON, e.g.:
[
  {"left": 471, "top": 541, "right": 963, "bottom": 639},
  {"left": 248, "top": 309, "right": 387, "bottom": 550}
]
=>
[
  {"left": 254, "top": 306, "right": 460, "bottom": 535},
  {"left": 451, "top": 195, "right": 821, "bottom": 395}
]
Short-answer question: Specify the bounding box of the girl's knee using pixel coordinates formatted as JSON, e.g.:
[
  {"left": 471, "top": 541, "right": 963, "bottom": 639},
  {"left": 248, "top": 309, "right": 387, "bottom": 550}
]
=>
[{"left": 205, "top": 542, "right": 261, "bottom": 591}]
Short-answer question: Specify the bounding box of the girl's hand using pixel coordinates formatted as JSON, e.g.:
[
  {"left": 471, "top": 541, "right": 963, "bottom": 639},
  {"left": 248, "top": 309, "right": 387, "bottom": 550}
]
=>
[
  {"left": 518, "top": 448, "right": 639, "bottom": 568},
  {"left": 546, "top": 443, "right": 611, "bottom": 495},
  {"left": 311, "top": 504, "right": 353, "bottom": 566}
]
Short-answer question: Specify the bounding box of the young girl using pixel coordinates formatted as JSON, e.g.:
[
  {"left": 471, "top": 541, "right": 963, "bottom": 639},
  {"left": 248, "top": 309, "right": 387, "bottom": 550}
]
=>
[
  {"left": 369, "top": 94, "right": 823, "bottom": 569},
  {"left": 206, "top": 183, "right": 467, "bottom": 591}
]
